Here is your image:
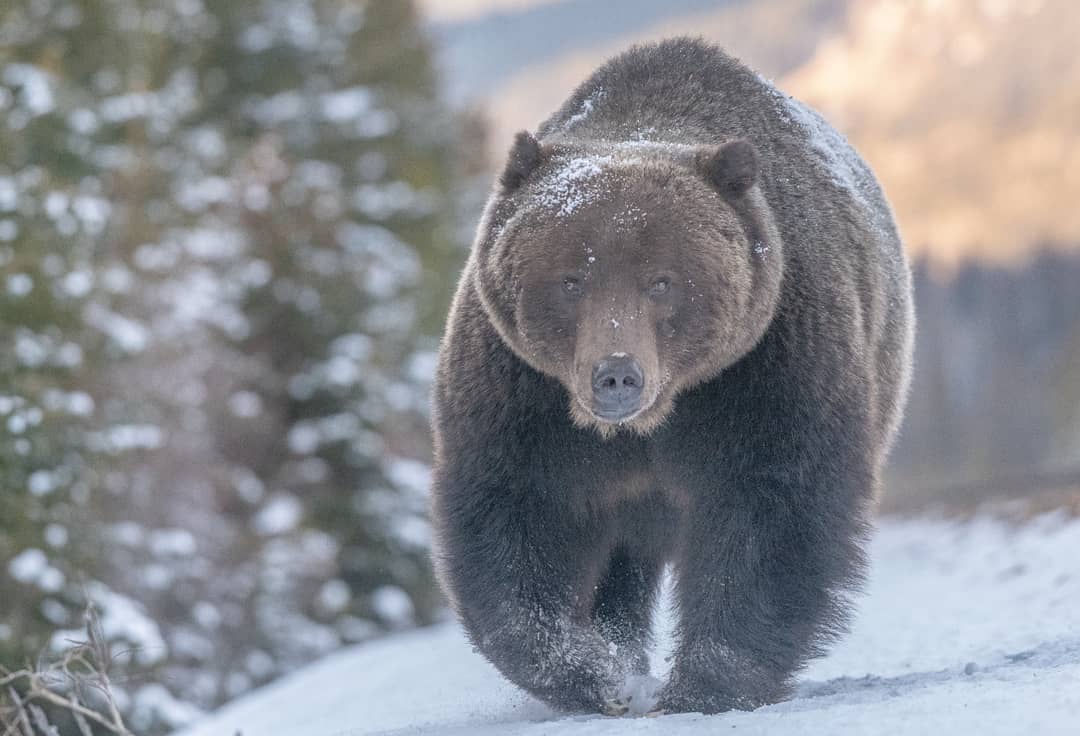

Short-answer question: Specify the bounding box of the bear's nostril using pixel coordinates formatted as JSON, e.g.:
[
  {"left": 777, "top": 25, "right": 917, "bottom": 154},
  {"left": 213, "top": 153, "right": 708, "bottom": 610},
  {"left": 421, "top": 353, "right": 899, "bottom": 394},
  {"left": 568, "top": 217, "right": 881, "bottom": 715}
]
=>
[{"left": 591, "top": 354, "right": 645, "bottom": 418}]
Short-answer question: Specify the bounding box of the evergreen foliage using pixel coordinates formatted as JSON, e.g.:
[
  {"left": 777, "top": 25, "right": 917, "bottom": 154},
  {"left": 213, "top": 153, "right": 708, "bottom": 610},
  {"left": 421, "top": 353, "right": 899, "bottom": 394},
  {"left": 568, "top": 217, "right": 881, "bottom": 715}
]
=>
[{"left": 0, "top": 1, "right": 467, "bottom": 731}]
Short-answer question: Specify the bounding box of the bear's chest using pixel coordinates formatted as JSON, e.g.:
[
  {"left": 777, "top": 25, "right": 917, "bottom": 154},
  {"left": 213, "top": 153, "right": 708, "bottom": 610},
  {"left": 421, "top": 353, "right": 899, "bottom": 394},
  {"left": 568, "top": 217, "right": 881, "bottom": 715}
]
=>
[
  {"left": 595, "top": 466, "right": 655, "bottom": 507},
  {"left": 550, "top": 435, "right": 690, "bottom": 515}
]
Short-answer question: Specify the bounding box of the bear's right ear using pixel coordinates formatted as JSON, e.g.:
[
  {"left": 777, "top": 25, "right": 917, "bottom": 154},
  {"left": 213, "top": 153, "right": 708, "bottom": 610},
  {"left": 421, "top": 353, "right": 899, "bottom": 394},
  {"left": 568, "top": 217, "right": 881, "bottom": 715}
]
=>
[
  {"left": 697, "top": 139, "right": 759, "bottom": 199},
  {"left": 499, "top": 131, "right": 544, "bottom": 192}
]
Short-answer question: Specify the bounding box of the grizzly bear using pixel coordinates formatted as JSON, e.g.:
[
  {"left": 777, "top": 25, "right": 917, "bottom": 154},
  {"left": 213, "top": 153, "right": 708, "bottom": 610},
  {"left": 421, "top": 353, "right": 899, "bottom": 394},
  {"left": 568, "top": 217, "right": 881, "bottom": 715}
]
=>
[{"left": 431, "top": 37, "right": 914, "bottom": 716}]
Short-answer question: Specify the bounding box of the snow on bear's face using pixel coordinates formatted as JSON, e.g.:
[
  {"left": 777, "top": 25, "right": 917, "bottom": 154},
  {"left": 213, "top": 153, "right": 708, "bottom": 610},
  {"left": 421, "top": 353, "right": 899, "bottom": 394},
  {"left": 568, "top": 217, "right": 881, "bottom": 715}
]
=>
[{"left": 476, "top": 136, "right": 783, "bottom": 437}]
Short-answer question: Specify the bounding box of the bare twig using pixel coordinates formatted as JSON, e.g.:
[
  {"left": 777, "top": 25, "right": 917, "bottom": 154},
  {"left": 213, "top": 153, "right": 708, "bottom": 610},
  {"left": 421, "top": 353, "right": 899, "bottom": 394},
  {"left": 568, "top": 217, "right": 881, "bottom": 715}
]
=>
[
  {"left": 85, "top": 607, "right": 131, "bottom": 734},
  {"left": 0, "top": 672, "right": 33, "bottom": 690},
  {"left": 21, "top": 686, "right": 130, "bottom": 734},
  {"left": 5, "top": 687, "right": 33, "bottom": 736},
  {"left": 0, "top": 603, "right": 136, "bottom": 736},
  {"left": 29, "top": 703, "right": 60, "bottom": 736},
  {"left": 1, "top": 717, "right": 20, "bottom": 736},
  {"left": 73, "top": 711, "right": 94, "bottom": 736}
]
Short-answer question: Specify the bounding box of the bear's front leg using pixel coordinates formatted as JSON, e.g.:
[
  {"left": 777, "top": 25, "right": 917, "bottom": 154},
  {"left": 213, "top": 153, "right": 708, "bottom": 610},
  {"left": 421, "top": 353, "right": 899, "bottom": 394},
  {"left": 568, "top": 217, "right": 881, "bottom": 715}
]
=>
[
  {"left": 436, "top": 487, "right": 628, "bottom": 714},
  {"left": 657, "top": 458, "right": 872, "bottom": 714},
  {"left": 591, "top": 548, "right": 665, "bottom": 676}
]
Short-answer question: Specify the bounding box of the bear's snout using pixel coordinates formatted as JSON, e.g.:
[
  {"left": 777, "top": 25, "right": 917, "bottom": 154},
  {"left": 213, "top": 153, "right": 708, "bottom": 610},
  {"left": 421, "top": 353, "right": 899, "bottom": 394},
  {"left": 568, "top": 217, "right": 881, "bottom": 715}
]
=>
[{"left": 591, "top": 353, "right": 645, "bottom": 420}]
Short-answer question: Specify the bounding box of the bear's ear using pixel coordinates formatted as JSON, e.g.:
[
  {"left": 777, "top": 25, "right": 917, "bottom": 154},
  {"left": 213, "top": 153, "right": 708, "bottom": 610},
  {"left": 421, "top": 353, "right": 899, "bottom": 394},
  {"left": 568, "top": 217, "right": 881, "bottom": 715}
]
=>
[
  {"left": 499, "top": 131, "right": 544, "bottom": 192},
  {"left": 697, "top": 139, "right": 759, "bottom": 198}
]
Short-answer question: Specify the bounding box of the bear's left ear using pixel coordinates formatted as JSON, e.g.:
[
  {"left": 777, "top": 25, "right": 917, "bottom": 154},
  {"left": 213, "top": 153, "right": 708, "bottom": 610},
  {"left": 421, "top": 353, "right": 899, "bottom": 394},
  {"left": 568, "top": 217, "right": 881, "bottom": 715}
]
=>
[
  {"left": 499, "top": 131, "right": 544, "bottom": 192},
  {"left": 697, "top": 139, "right": 759, "bottom": 198}
]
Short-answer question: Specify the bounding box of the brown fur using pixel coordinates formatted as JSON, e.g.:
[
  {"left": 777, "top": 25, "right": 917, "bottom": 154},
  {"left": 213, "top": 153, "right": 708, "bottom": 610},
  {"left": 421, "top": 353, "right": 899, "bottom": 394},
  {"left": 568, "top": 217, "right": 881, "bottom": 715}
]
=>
[{"left": 474, "top": 138, "right": 784, "bottom": 436}]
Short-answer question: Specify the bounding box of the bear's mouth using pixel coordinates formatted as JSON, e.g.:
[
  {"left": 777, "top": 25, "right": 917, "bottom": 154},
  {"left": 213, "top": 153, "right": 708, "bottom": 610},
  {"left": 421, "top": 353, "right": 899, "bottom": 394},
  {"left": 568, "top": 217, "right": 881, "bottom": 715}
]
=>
[
  {"left": 569, "top": 389, "right": 672, "bottom": 438},
  {"left": 590, "top": 403, "right": 647, "bottom": 424},
  {"left": 576, "top": 391, "right": 659, "bottom": 426}
]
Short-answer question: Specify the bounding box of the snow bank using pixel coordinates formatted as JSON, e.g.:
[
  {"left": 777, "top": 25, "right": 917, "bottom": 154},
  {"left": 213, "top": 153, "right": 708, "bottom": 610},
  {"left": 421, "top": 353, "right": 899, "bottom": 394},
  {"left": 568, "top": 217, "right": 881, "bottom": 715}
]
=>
[{"left": 178, "top": 514, "right": 1080, "bottom": 735}]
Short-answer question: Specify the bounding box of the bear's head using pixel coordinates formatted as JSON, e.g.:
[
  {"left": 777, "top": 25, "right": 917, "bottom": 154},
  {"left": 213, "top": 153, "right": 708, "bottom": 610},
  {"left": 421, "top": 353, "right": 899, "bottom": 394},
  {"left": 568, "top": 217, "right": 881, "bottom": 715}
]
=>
[{"left": 473, "top": 132, "right": 784, "bottom": 436}]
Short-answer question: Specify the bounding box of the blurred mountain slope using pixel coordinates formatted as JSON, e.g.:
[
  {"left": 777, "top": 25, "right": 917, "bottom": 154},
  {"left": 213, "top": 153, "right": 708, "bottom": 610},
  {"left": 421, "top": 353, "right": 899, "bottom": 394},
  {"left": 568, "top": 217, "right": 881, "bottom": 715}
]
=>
[
  {"left": 786, "top": 0, "right": 1080, "bottom": 267},
  {"left": 417, "top": 0, "right": 567, "bottom": 24},
  {"left": 430, "top": 0, "right": 746, "bottom": 101},
  {"left": 481, "top": 0, "right": 843, "bottom": 160},
  {"left": 439, "top": 0, "right": 1079, "bottom": 267}
]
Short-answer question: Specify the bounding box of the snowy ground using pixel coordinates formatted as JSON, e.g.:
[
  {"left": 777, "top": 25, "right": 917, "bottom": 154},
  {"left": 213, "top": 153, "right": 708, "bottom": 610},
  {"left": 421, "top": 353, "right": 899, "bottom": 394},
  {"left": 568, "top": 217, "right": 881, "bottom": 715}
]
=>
[{"left": 179, "top": 513, "right": 1080, "bottom": 735}]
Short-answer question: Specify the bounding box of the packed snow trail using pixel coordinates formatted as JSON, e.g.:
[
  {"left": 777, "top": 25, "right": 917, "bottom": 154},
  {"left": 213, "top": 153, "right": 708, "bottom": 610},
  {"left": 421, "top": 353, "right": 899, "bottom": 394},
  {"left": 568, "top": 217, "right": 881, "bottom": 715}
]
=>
[{"left": 180, "top": 515, "right": 1080, "bottom": 735}]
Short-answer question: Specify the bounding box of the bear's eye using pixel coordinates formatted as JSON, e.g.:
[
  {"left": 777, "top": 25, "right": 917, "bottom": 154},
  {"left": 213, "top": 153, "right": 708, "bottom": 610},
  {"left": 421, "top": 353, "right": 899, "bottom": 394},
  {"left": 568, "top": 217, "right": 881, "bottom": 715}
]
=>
[
  {"left": 648, "top": 278, "right": 670, "bottom": 297},
  {"left": 562, "top": 276, "right": 582, "bottom": 295}
]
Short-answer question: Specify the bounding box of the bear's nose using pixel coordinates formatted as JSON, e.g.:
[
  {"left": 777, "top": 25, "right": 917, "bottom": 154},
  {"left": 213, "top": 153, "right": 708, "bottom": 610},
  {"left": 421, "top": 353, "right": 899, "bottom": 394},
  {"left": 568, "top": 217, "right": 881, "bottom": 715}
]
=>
[{"left": 591, "top": 354, "right": 644, "bottom": 419}]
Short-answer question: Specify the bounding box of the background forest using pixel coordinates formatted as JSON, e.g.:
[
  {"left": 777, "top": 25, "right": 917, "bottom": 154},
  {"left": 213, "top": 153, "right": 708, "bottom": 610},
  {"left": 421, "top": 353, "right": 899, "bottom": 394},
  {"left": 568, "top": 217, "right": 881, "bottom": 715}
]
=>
[{"left": 1, "top": 0, "right": 1078, "bottom": 733}]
